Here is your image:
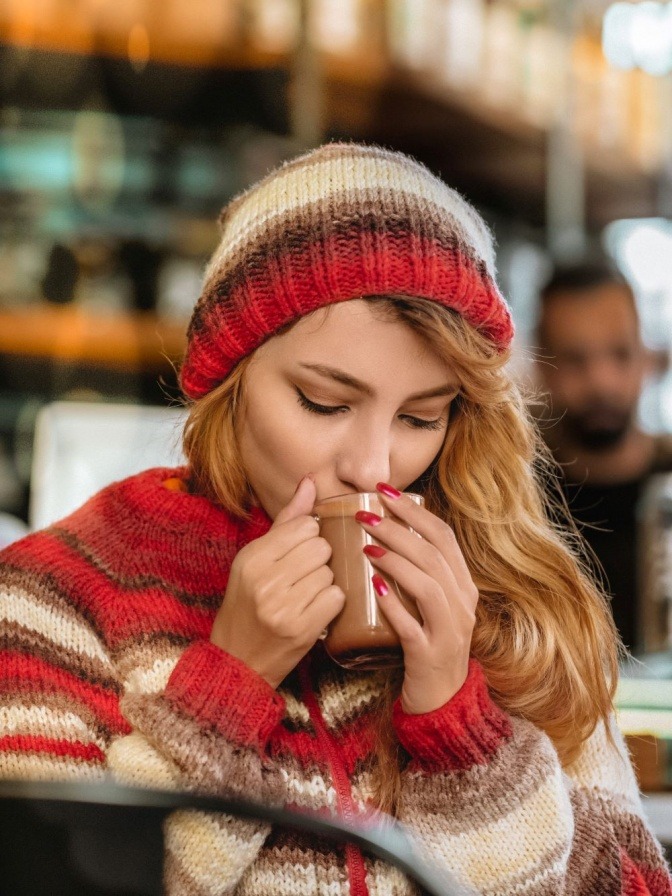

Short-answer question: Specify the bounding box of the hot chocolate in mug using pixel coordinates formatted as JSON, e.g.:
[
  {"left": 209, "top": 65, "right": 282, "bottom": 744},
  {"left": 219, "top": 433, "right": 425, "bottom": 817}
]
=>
[{"left": 313, "top": 491, "right": 424, "bottom": 671}]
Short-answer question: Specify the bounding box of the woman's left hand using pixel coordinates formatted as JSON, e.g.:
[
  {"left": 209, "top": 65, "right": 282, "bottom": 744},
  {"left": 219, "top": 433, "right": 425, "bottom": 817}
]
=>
[{"left": 357, "top": 484, "right": 479, "bottom": 714}]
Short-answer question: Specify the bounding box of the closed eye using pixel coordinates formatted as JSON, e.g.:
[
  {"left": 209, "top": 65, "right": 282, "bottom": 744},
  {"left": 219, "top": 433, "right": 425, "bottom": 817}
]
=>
[
  {"left": 400, "top": 414, "right": 446, "bottom": 431},
  {"left": 295, "top": 386, "right": 448, "bottom": 431},
  {"left": 295, "top": 387, "right": 348, "bottom": 416}
]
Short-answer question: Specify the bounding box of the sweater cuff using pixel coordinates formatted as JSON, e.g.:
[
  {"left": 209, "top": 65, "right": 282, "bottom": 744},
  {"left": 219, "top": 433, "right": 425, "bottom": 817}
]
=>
[
  {"left": 165, "top": 641, "right": 285, "bottom": 750},
  {"left": 392, "top": 659, "right": 512, "bottom": 771}
]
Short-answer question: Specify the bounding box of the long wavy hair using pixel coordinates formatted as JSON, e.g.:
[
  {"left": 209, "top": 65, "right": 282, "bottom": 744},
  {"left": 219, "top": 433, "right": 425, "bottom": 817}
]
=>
[{"left": 182, "top": 296, "right": 620, "bottom": 814}]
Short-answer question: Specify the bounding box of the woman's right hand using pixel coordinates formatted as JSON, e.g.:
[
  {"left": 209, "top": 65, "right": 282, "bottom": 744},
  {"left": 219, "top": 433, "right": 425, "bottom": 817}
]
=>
[{"left": 210, "top": 476, "right": 345, "bottom": 688}]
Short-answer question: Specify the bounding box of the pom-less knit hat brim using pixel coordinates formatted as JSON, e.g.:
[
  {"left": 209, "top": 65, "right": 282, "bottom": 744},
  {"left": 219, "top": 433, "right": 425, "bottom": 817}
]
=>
[{"left": 180, "top": 142, "right": 514, "bottom": 400}]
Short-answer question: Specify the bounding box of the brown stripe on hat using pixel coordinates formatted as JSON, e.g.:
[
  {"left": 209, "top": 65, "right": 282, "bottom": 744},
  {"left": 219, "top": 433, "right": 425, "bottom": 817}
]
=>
[{"left": 195, "top": 189, "right": 491, "bottom": 322}]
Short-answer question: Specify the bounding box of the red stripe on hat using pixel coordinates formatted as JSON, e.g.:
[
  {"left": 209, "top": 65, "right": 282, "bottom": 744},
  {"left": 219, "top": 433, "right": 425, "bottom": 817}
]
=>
[{"left": 181, "top": 234, "right": 512, "bottom": 399}]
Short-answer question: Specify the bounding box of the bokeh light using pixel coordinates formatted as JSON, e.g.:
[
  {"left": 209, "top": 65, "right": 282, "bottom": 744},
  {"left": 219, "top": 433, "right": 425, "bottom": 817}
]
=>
[{"left": 603, "top": 1, "right": 672, "bottom": 75}]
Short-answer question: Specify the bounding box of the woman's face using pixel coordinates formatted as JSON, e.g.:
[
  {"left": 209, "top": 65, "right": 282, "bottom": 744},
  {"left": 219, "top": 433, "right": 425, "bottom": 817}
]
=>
[{"left": 238, "top": 300, "right": 460, "bottom": 519}]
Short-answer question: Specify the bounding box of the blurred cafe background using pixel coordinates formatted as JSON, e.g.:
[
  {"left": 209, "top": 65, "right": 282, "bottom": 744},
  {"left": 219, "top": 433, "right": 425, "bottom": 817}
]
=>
[{"left": 2, "top": 0, "right": 672, "bottom": 810}]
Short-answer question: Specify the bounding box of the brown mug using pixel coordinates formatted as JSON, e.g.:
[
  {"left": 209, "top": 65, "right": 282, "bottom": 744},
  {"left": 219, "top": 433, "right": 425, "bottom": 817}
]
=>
[{"left": 314, "top": 491, "right": 424, "bottom": 671}]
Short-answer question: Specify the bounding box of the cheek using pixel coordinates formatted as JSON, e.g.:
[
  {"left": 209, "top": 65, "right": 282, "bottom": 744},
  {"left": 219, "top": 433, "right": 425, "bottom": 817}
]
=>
[
  {"left": 241, "top": 400, "right": 327, "bottom": 488},
  {"left": 242, "top": 404, "right": 297, "bottom": 469},
  {"left": 396, "top": 432, "right": 446, "bottom": 486},
  {"left": 549, "top": 371, "right": 581, "bottom": 402}
]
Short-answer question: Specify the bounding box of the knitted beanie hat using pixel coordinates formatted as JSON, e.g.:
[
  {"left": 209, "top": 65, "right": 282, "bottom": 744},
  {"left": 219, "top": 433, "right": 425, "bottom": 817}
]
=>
[{"left": 180, "top": 142, "right": 514, "bottom": 399}]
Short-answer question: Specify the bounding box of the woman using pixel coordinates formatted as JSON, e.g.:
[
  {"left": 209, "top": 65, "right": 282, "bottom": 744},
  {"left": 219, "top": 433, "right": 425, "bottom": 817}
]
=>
[{"left": 1, "top": 142, "right": 670, "bottom": 896}]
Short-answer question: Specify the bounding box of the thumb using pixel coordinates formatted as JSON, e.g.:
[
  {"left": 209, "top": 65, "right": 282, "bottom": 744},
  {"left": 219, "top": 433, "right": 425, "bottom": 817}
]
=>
[{"left": 272, "top": 475, "right": 317, "bottom": 527}]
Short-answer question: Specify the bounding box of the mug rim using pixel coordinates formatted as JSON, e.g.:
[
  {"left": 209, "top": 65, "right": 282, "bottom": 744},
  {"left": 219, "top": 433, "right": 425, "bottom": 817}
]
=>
[{"left": 313, "top": 491, "right": 424, "bottom": 506}]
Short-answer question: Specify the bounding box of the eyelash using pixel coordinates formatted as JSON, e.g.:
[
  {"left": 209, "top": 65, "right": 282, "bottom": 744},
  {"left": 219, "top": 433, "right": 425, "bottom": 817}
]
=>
[
  {"left": 294, "top": 388, "right": 446, "bottom": 431},
  {"left": 295, "top": 388, "right": 346, "bottom": 416}
]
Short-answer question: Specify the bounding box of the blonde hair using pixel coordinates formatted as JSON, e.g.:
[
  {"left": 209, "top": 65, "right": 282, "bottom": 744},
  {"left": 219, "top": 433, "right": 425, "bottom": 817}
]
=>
[
  {"left": 182, "top": 296, "right": 619, "bottom": 812},
  {"left": 183, "top": 356, "right": 252, "bottom": 518}
]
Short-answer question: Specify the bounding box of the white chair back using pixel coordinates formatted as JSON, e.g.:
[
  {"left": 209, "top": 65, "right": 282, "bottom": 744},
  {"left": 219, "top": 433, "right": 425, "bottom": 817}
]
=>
[{"left": 29, "top": 401, "right": 188, "bottom": 530}]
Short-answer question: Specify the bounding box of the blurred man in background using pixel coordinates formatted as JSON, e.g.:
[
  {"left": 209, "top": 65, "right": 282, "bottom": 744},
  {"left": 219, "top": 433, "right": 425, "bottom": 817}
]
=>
[{"left": 535, "top": 258, "right": 672, "bottom": 653}]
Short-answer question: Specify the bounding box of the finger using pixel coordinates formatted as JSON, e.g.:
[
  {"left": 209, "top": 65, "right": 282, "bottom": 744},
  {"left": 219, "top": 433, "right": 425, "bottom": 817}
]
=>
[
  {"left": 300, "top": 584, "right": 346, "bottom": 633},
  {"left": 282, "top": 537, "right": 333, "bottom": 589},
  {"left": 375, "top": 489, "right": 474, "bottom": 592},
  {"left": 371, "top": 574, "right": 424, "bottom": 643},
  {"left": 366, "top": 549, "right": 476, "bottom": 634},
  {"left": 272, "top": 475, "right": 317, "bottom": 528},
  {"left": 290, "top": 564, "right": 336, "bottom": 610},
  {"left": 369, "top": 549, "right": 452, "bottom": 621},
  {"left": 257, "top": 514, "right": 321, "bottom": 562},
  {"left": 359, "top": 515, "right": 463, "bottom": 600}
]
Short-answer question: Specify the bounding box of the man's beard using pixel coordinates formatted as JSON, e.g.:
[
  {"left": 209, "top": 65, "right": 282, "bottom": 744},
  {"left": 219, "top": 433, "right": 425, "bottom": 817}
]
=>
[{"left": 561, "top": 402, "right": 633, "bottom": 450}]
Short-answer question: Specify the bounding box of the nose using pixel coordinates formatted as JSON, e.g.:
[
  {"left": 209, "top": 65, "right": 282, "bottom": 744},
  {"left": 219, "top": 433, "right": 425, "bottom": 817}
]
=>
[
  {"left": 585, "top": 354, "right": 623, "bottom": 395},
  {"left": 335, "top": 416, "right": 392, "bottom": 494}
]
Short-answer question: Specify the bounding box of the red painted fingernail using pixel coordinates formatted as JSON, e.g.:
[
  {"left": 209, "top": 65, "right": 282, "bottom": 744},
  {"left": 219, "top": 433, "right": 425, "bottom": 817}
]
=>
[
  {"left": 377, "top": 482, "right": 401, "bottom": 499},
  {"left": 372, "top": 573, "right": 389, "bottom": 596},
  {"left": 363, "top": 544, "right": 386, "bottom": 558},
  {"left": 355, "top": 510, "right": 382, "bottom": 526}
]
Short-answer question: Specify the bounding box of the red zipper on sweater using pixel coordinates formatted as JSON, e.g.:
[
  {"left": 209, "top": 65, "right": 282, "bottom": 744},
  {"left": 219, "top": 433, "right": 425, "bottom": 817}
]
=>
[{"left": 299, "top": 659, "right": 369, "bottom": 896}]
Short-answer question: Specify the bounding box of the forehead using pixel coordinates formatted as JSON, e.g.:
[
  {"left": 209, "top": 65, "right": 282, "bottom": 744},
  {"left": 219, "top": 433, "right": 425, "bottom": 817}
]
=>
[
  {"left": 540, "top": 284, "right": 639, "bottom": 350},
  {"left": 255, "top": 299, "right": 455, "bottom": 384}
]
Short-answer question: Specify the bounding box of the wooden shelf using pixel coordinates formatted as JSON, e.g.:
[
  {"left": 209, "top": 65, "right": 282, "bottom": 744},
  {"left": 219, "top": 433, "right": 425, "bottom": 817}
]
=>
[
  {"left": 0, "top": 5, "right": 287, "bottom": 70},
  {"left": 323, "top": 64, "right": 659, "bottom": 230},
  {"left": 0, "top": 19, "right": 662, "bottom": 232},
  {"left": 0, "top": 305, "right": 186, "bottom": 373}
]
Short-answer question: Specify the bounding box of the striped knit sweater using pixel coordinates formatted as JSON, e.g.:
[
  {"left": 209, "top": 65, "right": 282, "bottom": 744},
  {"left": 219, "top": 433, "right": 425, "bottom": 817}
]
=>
[{"left": 0, "top": 467, "right": 670, "bottom": 896}]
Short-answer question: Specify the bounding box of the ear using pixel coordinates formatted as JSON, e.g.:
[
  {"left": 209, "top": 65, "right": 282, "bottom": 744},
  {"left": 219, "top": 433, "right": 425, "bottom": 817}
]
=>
[{"left": 643, "top": 345, "right": 670, "bottom": 380}]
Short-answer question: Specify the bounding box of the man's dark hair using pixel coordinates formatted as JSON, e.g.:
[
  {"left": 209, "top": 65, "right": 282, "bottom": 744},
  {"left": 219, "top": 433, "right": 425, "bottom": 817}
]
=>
[
  {"left": 539, "top": 257, "right": 633, "bottom": 304},
  {"left": 536, "top": 257, "right": 638, "bottom": 346}
]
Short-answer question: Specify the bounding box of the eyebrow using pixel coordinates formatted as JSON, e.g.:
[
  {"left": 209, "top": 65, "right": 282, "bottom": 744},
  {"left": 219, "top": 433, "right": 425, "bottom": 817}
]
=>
[{"left": 298, "top": 363, "right": 459, "bottom": 401}]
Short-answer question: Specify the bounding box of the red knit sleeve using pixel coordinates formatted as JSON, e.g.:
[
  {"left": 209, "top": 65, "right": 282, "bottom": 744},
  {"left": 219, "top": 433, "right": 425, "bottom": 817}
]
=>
[
  {"left": 164, "top": 641, "right": 285, "bottom": 750},
  {"left": 392, "top": 658, "right": 512, "bottom": 771},
  {"left": 114, "top": 638, "right": 288, "bottom": 803},
  {"left": 393, "top": 665, "right": 672, "bottom": 896}
]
